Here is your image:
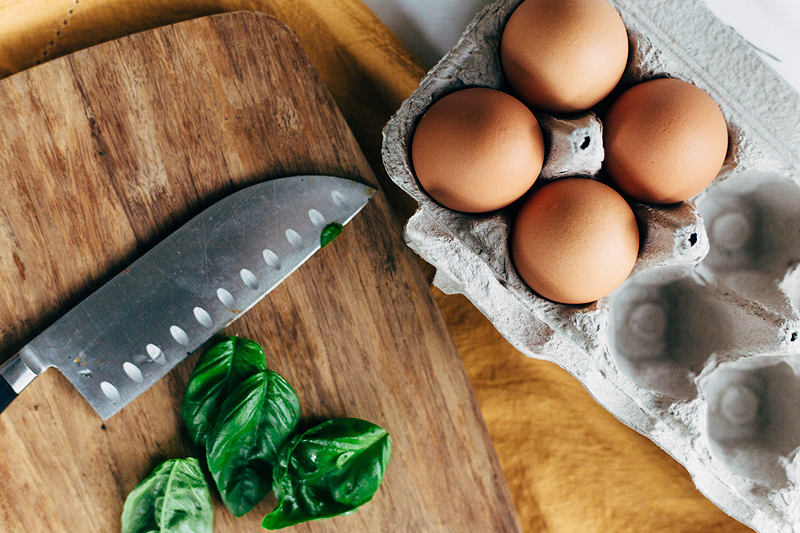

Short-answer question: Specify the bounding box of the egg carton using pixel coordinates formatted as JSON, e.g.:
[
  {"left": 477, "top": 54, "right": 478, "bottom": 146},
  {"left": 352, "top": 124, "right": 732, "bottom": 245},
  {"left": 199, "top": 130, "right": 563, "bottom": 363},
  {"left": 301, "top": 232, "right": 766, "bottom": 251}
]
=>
[{"left": 381, "top": 0, "right": 800, "bottom": 531}]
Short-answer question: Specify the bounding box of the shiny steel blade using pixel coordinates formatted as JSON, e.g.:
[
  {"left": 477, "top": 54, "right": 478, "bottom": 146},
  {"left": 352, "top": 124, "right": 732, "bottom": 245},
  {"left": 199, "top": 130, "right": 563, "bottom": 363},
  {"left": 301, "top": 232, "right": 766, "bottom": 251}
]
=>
[{"left": 8, "top": 175, "right": 375, "bottom": 419}]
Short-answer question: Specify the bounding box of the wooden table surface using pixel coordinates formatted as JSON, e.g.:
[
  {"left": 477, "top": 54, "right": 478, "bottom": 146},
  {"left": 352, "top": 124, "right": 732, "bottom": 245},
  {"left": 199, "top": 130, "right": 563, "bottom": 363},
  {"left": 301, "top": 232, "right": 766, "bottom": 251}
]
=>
[{"left": 0, "top": 0, "right": 754, "bottom": 531}]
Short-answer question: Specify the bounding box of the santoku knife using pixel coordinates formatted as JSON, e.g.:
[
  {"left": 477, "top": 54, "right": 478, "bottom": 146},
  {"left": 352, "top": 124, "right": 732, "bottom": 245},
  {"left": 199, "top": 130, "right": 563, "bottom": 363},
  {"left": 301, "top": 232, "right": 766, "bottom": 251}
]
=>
[{"left": 0, "top": 175, "right": 375, "bottom": 419}]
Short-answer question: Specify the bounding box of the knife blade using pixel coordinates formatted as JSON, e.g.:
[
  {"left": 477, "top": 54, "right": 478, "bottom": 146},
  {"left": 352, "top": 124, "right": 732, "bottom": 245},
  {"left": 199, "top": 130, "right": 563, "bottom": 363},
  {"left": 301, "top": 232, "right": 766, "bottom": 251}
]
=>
[{"left": 0, "top": 175, "right": 375, "bottom": 420}]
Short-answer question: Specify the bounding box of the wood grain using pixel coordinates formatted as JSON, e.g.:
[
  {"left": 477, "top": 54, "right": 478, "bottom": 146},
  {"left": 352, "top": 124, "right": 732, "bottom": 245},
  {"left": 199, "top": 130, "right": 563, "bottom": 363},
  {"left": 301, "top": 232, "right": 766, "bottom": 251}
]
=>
[{"left": 0, "top": 13, "right": 521, "bottom": 532}]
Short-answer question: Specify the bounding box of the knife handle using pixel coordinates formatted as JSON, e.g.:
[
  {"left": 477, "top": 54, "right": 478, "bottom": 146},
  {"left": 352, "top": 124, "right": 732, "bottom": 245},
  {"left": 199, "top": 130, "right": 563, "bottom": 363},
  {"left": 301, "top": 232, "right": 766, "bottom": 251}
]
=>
[
  {"left": 0, "top": 350, "right": 39, "bottom": 414},
  {"left": 0, "top": 375, "right": 16, "bottom": 413}
]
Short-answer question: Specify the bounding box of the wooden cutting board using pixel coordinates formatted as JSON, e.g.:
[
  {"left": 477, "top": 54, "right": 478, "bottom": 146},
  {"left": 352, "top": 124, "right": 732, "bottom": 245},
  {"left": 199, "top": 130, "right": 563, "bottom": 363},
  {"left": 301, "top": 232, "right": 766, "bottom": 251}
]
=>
[{"left": 0, "top": 12, "right": 521, "bottom": 532}]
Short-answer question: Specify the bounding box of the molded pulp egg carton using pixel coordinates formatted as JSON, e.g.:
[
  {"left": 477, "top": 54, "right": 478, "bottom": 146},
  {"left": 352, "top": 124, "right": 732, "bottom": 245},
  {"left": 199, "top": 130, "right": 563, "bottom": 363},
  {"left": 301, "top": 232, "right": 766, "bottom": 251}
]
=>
[{"left": 381, "top": 0, "right": 800, "bottom": 531}]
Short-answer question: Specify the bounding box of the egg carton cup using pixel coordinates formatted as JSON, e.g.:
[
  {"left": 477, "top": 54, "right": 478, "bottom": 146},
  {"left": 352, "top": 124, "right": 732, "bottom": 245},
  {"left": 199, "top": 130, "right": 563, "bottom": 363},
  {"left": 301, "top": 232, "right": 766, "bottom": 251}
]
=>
[{"left": 381, "top": 0, "right": 800, "bottom": 531}]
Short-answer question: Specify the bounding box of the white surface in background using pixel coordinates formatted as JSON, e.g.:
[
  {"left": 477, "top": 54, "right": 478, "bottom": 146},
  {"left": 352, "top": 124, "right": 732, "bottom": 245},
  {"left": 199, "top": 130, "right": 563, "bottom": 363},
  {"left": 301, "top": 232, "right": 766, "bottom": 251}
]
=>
[
  {"left": 362, "top": 0, "right": 800, "bottom": 94},
  {"left": 704, "top": 0, "right": 800, "bottom": 92},
  {"left": 362, "top": 0, "right": 494, "bottom": 67}
]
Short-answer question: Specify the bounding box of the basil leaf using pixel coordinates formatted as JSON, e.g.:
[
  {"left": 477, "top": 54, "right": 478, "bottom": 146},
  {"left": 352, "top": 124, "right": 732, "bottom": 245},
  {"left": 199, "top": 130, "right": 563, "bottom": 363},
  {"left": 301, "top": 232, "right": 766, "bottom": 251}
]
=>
[
  {"left": 181, "top": 337, "right": 267, "bottom": 450},
  {"left": 207, "top": 370, "right": 301, "bottom": 517},
  {"left": 262, "top": 418, "right": 391, "bottom": 530},
  {"left": 320, "top": 222, "right": 343, "bottom": 247},
  {"left": 121, "top": 457, "right": 213, "bottom": 533}
]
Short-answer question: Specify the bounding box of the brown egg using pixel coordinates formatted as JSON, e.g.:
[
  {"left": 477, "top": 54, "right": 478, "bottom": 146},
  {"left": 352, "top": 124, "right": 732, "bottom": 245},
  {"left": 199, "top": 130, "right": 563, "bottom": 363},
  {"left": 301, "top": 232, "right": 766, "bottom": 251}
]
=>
[
  {"left": 511, "top": 178, "right": 639, "bottom": 304},
  {"left": 604, "top": 77, "right": 729, "bottom": 204},
  {"left": 411, "top": 88, "right": 545, "bottom": 213},
  {"left": 500, "top": 0, "right": 629, "bottom": 114}
]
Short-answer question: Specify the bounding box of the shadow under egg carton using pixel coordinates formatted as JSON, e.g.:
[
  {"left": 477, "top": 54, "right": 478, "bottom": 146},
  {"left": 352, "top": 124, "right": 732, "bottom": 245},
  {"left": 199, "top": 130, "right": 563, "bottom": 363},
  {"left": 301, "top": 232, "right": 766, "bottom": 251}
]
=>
[{"left": 381, "top": 0, "right": 800, "bottom": 531}]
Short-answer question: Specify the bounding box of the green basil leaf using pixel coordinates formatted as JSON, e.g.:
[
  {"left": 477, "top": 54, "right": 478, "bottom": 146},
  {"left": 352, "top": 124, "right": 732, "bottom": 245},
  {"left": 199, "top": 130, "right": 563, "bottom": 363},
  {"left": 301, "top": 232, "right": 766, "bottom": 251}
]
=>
[
  {"left": 181, "top": 337, "right": 267, "bottom": 450},
  {"left": 121, "top": 457, "right": 213, "bottom": 533},
  {"left": 207, "top": 370, "right": 301, "bottom": 517},
  {"left": 262, "top": 418, "right": 391, "bottom": 530},
  {"left": 320, "top": 222, "right": 343, "bottom": 247}
]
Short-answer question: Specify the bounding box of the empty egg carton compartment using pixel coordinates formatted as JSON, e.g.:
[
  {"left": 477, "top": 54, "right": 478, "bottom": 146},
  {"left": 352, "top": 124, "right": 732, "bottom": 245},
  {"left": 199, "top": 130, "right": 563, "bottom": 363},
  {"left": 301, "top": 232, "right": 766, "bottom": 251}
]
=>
[
  {"left": 608, "top": 265, "right": 795, "bottom": 400},
  {"left": 701, "top": 356, "right": 800, "bottom": 491},
  {"left": 382, "top": 0, "right": 800, "bottom": 531},
  {"left": 697, "top": 170, "right": 800, "bottom": 317}
]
